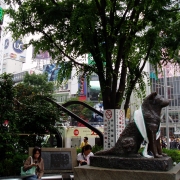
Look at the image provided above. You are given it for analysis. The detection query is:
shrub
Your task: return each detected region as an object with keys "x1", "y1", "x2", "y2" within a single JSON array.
[
  {"x1": 92, "y1": 145, "x2": 103, "y2": 154},
  {"x1": 139, "y1": 147, "x2": 180, "y2": 163},
  {"x1": 0, "y1": 153, "x2": 28, "y2": 176},
  {"x1": 162, "y1": 148, "x2": 180, "y2": 163}
]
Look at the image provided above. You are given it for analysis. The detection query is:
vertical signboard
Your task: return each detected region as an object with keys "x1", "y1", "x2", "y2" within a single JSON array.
[
  {"x1": 103, "y1": 109, "x2": 115, "y2": 150},
  {"x1": 115, "y1": 109, "x2": 125, "y2": 141},
  {"x1": 0, "y1": 7, "x2": 4, "y2": 24},
  {"x1": 78, "y1": 75, "x2": 87, "y2": 101},
  {"x1": 104, "y1": 109, "x2": 125, "y2": 150}
]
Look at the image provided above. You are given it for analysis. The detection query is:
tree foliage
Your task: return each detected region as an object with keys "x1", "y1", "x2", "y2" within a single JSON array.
[
  {"x1": 4, "y1": 0, "x2": 180, "y2": 111},
  {"x1": 64, "y1": 97, "x2": 95, "y2": 125},
  {"x1": 0, "y1": 73, "x2": 20, "y2": 176},
  {"x1": 14, "y1": 73, "x2": 61, "y2": 150},
  {"x1": 0, "y1": 72, "x2": 63, "y2": 175}
]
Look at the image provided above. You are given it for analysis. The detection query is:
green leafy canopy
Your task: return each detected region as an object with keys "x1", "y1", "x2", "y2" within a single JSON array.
[{"x1": 4, "y1": 0, "x2": 180, "y2": 111}]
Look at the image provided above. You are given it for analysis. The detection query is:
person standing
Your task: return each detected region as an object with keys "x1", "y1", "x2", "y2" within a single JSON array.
[
  {"x1": 77, "y1": 144, "x2": 94, "y2": 166},
  {"x1": 23, "y1": 146, "x2": 44, "y2": 180},
  {"x1": 80, "y1": 137, "x2": 89, "y2": 148}
]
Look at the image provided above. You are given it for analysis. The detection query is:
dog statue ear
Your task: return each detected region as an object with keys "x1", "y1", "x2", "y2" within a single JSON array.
[{"x1": 148, "y1": 92, "x2": 157, "y2": 100}]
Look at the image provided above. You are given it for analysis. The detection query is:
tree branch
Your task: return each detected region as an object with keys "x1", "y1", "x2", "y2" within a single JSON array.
[{"x1": 51, "y1": 0, "x2": 58, "y2": 6}]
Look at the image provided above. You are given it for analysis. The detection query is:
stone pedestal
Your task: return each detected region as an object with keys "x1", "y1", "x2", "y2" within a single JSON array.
[
  {"x1": 74, "y1": 163, "x2": 180, "y2": 180},
  {"x1": 90, "y1": 156, "x2": 173, "y2": 171}
]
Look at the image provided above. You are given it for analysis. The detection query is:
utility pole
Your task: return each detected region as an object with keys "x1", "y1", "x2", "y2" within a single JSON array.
[{"x1": 164, "y1": 69, "x2": 170, "y2": 149}]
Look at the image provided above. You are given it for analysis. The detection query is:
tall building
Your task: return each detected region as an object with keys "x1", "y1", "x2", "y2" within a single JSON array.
[
  {"x1": 0, "y1": 1, "x2": 27, "y2": 74},
  {"x1": 2, "y1": 36, "x2": 27, "y2": 74}
]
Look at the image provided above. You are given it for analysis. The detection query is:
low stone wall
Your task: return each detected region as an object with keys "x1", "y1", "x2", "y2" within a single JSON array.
[{"x1": 74, "y1": 163, "x2": 180, "y2": 180}]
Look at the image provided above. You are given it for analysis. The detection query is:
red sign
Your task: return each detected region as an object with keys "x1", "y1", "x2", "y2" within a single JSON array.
[
  {"x1": 74, "y1": 129, "x2": 79, "y2": 136},
  {"x1": 105, "y1": 110, "x2": 112, "y2": 119}
]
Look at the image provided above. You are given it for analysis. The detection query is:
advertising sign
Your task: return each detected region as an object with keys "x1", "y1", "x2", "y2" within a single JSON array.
[
  {"x1": 43, "y1": 63, "x2": 71, "y2": 83},
  {"x1": 65, "y1": 127, "x2": 104, "y2": 138},
  {"x1": 78, "y1": 75, "x2": 87, "y2": 100},
  {"x1": 32, "y1": 47, "x2": 50, "y2": 59},
  {"x1": 13, "y1": 40, "x2": 23, "y2": 53},
  {"x1": 43, "y1": 64, "x2": 60, "y2": 81},
  {"x1": 0, "y1": 7, "x2": 4, "y2": 24},
  {"x1": 3, "y1": 37, "x2": 26, "y2": 62}
]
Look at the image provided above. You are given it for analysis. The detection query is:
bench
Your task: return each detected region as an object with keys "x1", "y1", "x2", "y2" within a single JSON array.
[
  {"x1": 28, "y1": 148, "x2": 77, "y2": 180},
  {"x1": 41, "y1": 175, "x2": 63, "y2": 180},
  {"x1": 41, "y1": 174, "x2": 74, "y2": 180},
  {"x1": 70, "y1": 175, "x2": 74, "y2": 180},
  {"x1": 0, "y1": 178, "x2": 22, "y2": 180},
  {"x1": 0, "y1": 174, "x2": 73, "y2": 180}
]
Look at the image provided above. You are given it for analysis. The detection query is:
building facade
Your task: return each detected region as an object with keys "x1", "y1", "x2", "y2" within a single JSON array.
[{"x1": 150, "y1": 62, "x2": 180, "y2": 137}]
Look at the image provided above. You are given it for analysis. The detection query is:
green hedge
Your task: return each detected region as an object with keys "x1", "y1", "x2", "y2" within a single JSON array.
[
  {"x1": 139, "y1": 148, "x2": 180, "y2": 163},
  {"x1": 162, "y1": 148, "x2": 180, "y2": 163}
]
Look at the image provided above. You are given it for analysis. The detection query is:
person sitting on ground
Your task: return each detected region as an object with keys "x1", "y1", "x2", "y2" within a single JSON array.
[
  {"x1": 77, "y1": 144, "x2": 94, "y2": 166},
  {"x1": 80, "y1": 137, "x2": 89, "y2": 148},
  {"x1": 23, "y1": 146, "x2": 44, "y2": 180}
]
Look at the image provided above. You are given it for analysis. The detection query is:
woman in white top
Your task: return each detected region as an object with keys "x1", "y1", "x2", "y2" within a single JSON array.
[{"x1": 77, "y1": 144, "x2": 94, "y2": 166}]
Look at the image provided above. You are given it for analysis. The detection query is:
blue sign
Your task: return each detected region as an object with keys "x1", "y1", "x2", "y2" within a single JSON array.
[
  {"x1": 13, "y1": 40, "x2": 24, "y2": 53},
  {"x1": 4, "y1": 39, "x2": 9, "y2": 49},
  {"x1": 43, "y1": 64, "x2": 60, "y2": 81}
]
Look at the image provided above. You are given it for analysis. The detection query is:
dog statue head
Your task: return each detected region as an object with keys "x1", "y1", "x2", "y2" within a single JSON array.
[{"x1": 143, "y1": 92, "x2": 169, "y2": 109}]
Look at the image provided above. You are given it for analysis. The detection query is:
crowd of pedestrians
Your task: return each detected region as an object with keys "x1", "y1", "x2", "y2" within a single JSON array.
[{"x1": 161, "y1": 137, "x2": 180, "y2": 150}]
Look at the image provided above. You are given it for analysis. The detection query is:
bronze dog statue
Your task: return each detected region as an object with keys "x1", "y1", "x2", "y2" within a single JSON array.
[{"x1": 95, "y1": 92, "x2": 169, "y2": 158}]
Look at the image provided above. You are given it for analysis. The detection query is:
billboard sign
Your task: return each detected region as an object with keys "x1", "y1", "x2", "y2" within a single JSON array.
[
  {"x1": 4, "y1": 39, "x2": 9, "y2": 49},
  {"x1": 13, "y1": 40, "x2": 24, "y2": 53},
  {"x1": 43, "y1": 64, "x2": 60, "y2": 81},
  {"x1": 0, "y1": 7, "x2": 4, "y2": 24},
  {"x1": 3, "y1": 37, "x2": 26, "y2": 63},
  {"x1": 35, "y1": 51, "x2": 50, "y2": 59},
  {"x1": 32, "y1": 47, "x2": 50, "y2": 59},
  {"x1": 78, "y1": 75, "x2": 87, "y2": 98}
]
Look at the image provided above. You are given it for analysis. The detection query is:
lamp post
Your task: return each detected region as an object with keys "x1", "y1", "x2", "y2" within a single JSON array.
[{"x1": 164, "y1": 69, "x2": 170, "y2": 149}]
